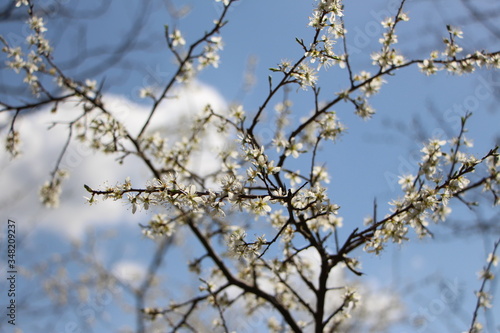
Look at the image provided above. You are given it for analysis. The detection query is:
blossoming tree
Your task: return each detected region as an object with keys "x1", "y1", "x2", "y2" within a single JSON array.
[{"x1": 1, "y1": 0, "x2": 500, "y2": 332}]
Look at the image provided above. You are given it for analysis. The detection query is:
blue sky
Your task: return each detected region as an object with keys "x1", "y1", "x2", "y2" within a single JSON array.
[{"x1": 1, "y1": 0, "x2": 499, "y2": 332}]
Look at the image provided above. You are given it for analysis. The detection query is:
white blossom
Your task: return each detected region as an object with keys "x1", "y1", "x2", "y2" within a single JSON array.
[{"x1": 170, "y1": 29, "x2": 186, "y2": 47}]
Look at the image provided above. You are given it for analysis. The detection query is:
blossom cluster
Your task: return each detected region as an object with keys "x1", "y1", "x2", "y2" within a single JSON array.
[
  {"x1": 5, "y1": 129, "x2": 21, "y2": 158},
  {"x1": 39, "y1": 170, "x2": 69, "y2": 208},
  {"x1": 309, "y1": 0, "x2": 343, "y2": 30},
  {"x1": 370, "y1": 14, "x2": 408, "y2": 70},
  {"x1": 1, "y1": 2, "x2": 55, "y2": 96},
  {"x1": 226, "y1": 228, "x2": 266, "y2": 258},
  {"x1": 163, "y1": 24, "x2": 224, "y2": 84},
  {"x1": 464, "y1": 241, "x2": 500, "y2": 333},
  {"x1": 271, "y1": 60, "x2": 319, "y2": 90},
  {"x1": 366, "y1": 137, "x2": 498, "y2": 254},
  {"x1": 142, "y1": 213, "x2": 176, "y2": 239},
  {"x1": 418, "y1": 26, "x2": 500, "y2": 75}
]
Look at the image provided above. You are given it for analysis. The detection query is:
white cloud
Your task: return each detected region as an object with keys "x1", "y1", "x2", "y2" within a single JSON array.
[
  {"x1": 243, "y1": 247, "x2": 405, "y2": 331},
  {"x1": 112, "y1": 260, "x2": 146, "y2": 288},
  {"x1": 0, "y1": 81, "x2": 228, "y2": 239}
]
